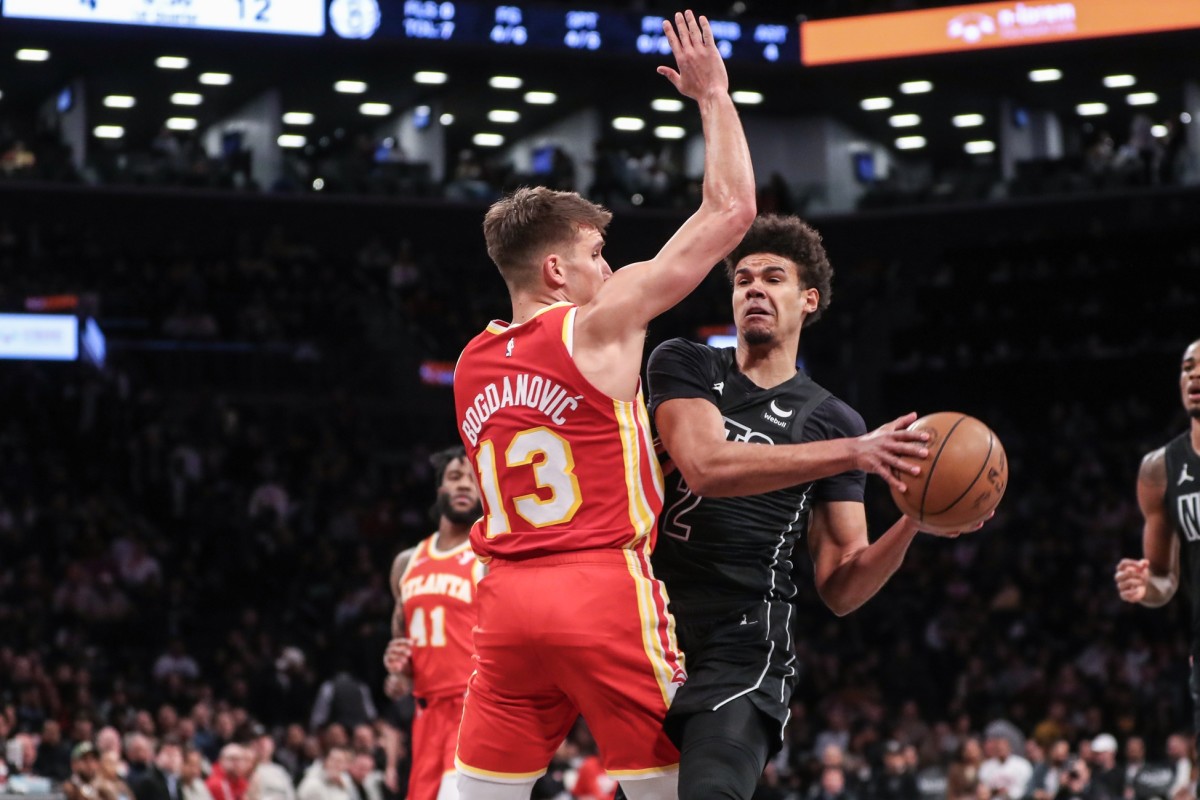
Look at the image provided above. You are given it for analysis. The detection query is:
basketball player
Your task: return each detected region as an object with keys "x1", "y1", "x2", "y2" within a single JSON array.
[
  {"x1": 646, "y1": 214, "x2": 980, "y2": 799},
  {"x1": 1114, "y1": 338, "x2": 1200, "y2": 742},
  {"x1": 383, "y1": 446, "x2": 483, "y2": 800},
  {"x1": 452, "y1": 10, "x2": 755, "y2": 799}
]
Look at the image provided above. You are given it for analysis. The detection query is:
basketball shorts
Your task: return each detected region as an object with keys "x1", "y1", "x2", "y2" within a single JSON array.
[
  {"x1": 409, "y1": 693, "x2": 464, "y2": 800},
  {"x1": 664, "y1": 600, "x2": 797, "y2": 757},
  {"x1": 455, "y1": 548, "x2": 685, "y2": 782}
]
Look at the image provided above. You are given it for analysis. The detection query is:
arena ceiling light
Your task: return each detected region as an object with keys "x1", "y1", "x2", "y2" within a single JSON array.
[
  {"x1": 473, "y1": 133, "x2": 505, "y2": 147},
  {"x1": 899, "y1": 80, "x2": 933, "y2": 94},
  {"x1": 16, "y1": 48, "x2": 50, "y2": 62},
  {"x1": 282, "y1": 112, "x2": 315, "y2": 125},
  {"x1": 199, "y1": 72, "x2": 232, "y2": 86},
  {"x1": 439, "y1": 113, "x2": 455, "y2": 125},
  {"x1": 894, "y1": 136, "x2": 926, "y2": 150},
  {"x1": 334, "y1": 80, "x2": 367, "y2": 94},
  {"x1": 278, "y1": 134, "x2": 307, "y2": 148},
  {"x1": 654, "y1": 126, "x2": 686, "y2": 140},
  {"x1": 414, "y1": 71, "x2": 448, "y2": 85},
  {"x1": 1103, "y1": 74, "x2": 1136, "y2": 88},
  {"x1": 888, "y1": 113, "x2": 920, "y2": 128},
  {"x1": 860, "y1": 97, "x2": 893, "y2": 111},
  {"x1": 964, "y1": 140, "x2": 996, "y2": 154},
  {"x1": 651, "y1": 98, "x2": 684, "y2": 112},
  {"x1": 170, "y1": 93, "x2": 203, "y2": 106},
  {"x1": 1076, "y1": 102, "x2": 1108, "y2": 116},
  {"x1": 155, "y1": 56, "x2": 189, "y2": 70},
  {"x1": 731, "y1": 91, "x2": 763, "y2": 105},
  {"x1": 1028, "y1": 68, "x2": 1062, "y2": 82},
  {"x1": 1182, "y1": 112, "x2": 1193, "y2": 124},
  {"x1": 166, "y1": 117, "x2": 198, "y2": 131},
  {"x1": 93, "y1": 125, "x2": 124, "y2": 139},
  {"x1": 1127, "y1": 92, "x2": 1158, "y2": 106},
  {"x1": 524, "y1": 91, "x2": 557, "y2": 105},
  {"x1": 489, "y1": 76, "x2": 523, "y2": 89},
  {"x1": 359, "y1": 102, "x2": 392, "y2": 116},
  {"x1": 487, "y1": 109, "x2": 520, "y2": 123},
  {"x1": 103, "y1": 95, "x2": 136, "y2": 109},
  {"x1": 1151, "y1": 124, "x2": 1169, "y2": 137},
  {"x1": 952, "y1": 113, "x2": 985, "y2": 128},
  {"x1": 612, "y1": 116, "x2": 646, "y2": 131}
]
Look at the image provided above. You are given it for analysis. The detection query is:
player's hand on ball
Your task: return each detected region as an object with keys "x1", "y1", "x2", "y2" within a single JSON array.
[
  {"x1": 853, "y1": 411, "x2": 930, "y2": 494},
  {"x1": 1115, "y1": 558, "x2": 1150, "y2": 603},
  {"x1": 383, "y1": 637, "x2": 414, "y2": 675}
]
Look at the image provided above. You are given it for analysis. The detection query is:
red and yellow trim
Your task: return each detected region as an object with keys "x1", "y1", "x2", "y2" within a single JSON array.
[
  {"x1": 607, "y1": 763, "x2": 681, "y2": 779},
  {"x1": 623, "y1": 538, "x2": 684, "y2": 708},
  {"x1": 454, "y1": 756, "x2": 546, "y2": 782}
]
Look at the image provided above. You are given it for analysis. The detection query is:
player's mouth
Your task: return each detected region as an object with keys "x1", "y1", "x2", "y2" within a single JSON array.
[{"x1": 744, "y1": 306, "x2": 772, "y2": 319}]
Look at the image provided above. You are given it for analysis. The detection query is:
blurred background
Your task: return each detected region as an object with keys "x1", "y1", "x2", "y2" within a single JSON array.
[{"x1": 0, "y1": 0, "x2": 1198, "y2": 798}]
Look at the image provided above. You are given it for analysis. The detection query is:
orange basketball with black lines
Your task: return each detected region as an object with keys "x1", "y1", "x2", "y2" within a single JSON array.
[{"x1": 889, "y1": 412, "x2": 1007, "y2": 533}]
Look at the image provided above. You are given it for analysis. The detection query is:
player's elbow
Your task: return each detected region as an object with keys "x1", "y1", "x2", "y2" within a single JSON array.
[{"x1": 673, "y1": 457, "x2": 723, "y2": 498}]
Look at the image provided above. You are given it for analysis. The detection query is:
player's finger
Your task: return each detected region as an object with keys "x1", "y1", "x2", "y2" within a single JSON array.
[
  {"x1": 657, "y1": 66, "x2": 682, "y2": 90},
  {"x1": 882, "y1": 470, "x2": 908, "y2": 494},
  {"x1": 684, "y1": 9, "x2": 702, "y2": 46},
  {"x1": 698, "y1": 14, "x2": 713, "y2": 48},
  {"x1": 891, "y1": 411, "x2": 919, "y2": 430},
  {"x1": 661, "y1": 18, "x2": 684, "y2": 56},
  {"x1": 889, "y1": 442, "x2": 930, "y2": 458},
  {"x1": 890, "y1": 458, "x2": 920, "y2": 476},
  {"x1": 673, "y1": 12, "x2": 693, "y2": 53}
]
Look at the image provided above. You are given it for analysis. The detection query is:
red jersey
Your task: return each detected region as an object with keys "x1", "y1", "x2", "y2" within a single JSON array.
[
  {"x1": 454, "y1": 302, "x2": 664, "y2": 561},
  {"x1": 399, "y1": 534, "x2": 482, "y2": 699}
]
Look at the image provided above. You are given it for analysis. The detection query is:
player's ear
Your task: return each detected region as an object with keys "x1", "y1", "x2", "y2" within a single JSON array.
[
  {"x1": 542, "y1": 254, "x2": 567, "y2": 288},
  {"x1": 802, "y1": 287, "x2": 820, "y2": 314}
]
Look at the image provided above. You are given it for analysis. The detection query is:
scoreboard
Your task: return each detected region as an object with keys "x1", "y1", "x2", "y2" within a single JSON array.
[{"x1": 1, "y1": 0, "x2": 799, "y2": 63}]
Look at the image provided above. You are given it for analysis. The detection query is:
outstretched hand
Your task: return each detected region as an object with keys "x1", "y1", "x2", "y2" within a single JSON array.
[
  {"x1": 853, "y1": 411, "x2": 930, "y2": 495},
  {"x1": 657, "y1": 10, "x2": 729, "y2": 102}
]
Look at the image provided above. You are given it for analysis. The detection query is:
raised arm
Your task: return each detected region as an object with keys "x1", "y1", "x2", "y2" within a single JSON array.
[
  {"x1": 1115, "y1": 449, "x2": 1180, "y2": 608},
  {"x1": 576, "y1": 11, "x2": 755, "y2": 340}
]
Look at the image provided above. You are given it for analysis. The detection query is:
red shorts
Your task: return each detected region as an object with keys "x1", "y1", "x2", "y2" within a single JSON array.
[
  {"x1": 455, "y1": 548, "x2": 685, "y2": 782},
  {"x1": 409, "y1": 694, "x2": 463, "y2": 800}
]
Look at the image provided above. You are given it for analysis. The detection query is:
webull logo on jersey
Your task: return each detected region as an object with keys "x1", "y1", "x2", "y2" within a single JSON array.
[{"x1": 460, "y1": 372, "x2": 584, "y2": 446}]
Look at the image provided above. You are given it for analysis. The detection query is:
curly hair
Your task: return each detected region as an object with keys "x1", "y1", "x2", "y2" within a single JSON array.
[
  {"x1": 723, "y1": 214, "x2": 833, "y2": 327},
  {"x1": 429, "y1": 445, "x2": 467, "y2": 486}
]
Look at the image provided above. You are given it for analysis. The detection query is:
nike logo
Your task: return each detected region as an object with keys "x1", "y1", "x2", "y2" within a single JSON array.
[
  {"x1": 1182, "y1": 464, "x2": 1195, "y2": 485},
  {"x1": 769, "y1": 399, "x2": 793, "y2": 418},
  {"x1": 713, "y1": 382, "x2": 724, "y2": 395}
]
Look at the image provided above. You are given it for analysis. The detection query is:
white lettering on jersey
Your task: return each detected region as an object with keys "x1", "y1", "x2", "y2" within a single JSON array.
[
  {"x1": 1180, "y1": 492, "x2": 1200, "y2": 543},
  {"x1": 460, "y1": 372, "x2": 584, "y2": 445}
]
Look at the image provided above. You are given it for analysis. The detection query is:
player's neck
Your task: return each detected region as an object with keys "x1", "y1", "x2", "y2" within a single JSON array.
[
  {"x1": 736, "y1": 341, "x2": 799, "y2": 389},
  {"x1": 1191, "y1": 418, "x2": 1200, "y2": 453},
  {"x1": 432, "y1": 523, "x2": 470, "y2": 552},
  {"x1": 510, "y1": 289, "x2": 568, "y2": 325}
]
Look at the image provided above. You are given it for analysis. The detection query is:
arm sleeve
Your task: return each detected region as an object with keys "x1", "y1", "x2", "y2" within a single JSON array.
[
  {"x1": 805, "y1": 397, "x2": 868, "y2": 503},
  {"x1": 646, "y1": 338, "x2": 719, "y2": 416}
]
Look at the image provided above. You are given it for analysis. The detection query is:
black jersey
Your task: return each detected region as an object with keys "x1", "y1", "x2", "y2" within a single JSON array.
[
  {"x1": 646, "y1": 338, "x2": 867, "y2": 615},
  {"x1": 1164, "y1": 432, "x2": 1200, "y2": 645}
]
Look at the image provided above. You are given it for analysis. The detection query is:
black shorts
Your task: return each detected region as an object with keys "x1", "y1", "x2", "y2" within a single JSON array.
[{"x1": 665, "y1": 599, "x2": 798, "y2": 754}]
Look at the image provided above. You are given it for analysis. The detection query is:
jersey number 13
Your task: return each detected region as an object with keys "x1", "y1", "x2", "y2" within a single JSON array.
[{"x1": 476, "y1": 426, "x2": 583, "y2": 537}]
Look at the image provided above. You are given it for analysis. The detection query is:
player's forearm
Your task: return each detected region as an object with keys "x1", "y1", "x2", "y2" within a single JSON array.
[
  {"x1": 696, "y1": 92, "x2": 755, "y2": 221},
  {"x1": 680, "y1": 438, "x2": 858, "y2": 497},
  {"x1": 1141, "y1": 571, "x2": 1178, "y2": 607},
  {"x1": 816, "y1": 516, "x2": 920, "y2": 616}
]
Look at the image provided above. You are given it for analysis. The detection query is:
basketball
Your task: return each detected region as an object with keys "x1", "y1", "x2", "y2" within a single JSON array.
[{"x1": 889, "y1": 412, "x2": 1008, "y2": 533}]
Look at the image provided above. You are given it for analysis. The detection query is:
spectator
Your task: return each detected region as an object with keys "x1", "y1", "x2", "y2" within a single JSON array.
[
  {"x1": 246, "y1": 732, "x2": 295, "y2": 800},
  {"x1": 34, "y1": 718, "x2": 72, "y2": 780},
  {"x1": 980, "y1": 731, "x2": 1033, "y2": 799},
  {"x1": 297, "y1": 748, "x2": 352, "y2": 800},
  {"x1": 1031, "y1": 739, "x2": 1071, "y2": 800},
  {"x1": 1121, "y1": 737, "x2": 1145, "y2": 796},
  {"x1": 126, "y1": 734, "x2": 154, "y2": 783},
  {"x1": 344, "y1": 753, "x2": 383, "y2": 800},
  {"x1": 273, "y1": 725, "x2": 308, "y2": 784},
  {"x1": 1089, "y1": 734, "x2": 1123, "y2": 798},
  {"x1": 1164, "y1": 734, "x2": 1192, "y2": 799},
  {"x1": 153, "y1": 641, "x2": 200, "y2": 684},
  {"x1": 309, "y1": 669, "x2": 376, "y2": 733},
  {"x1": 810, "y1": 767, "x2": 857, "y2": 800},
  {"x1": 180, "y1": 749, "x2": 214, "y2": 800},
  {"x1": 134, "y1": 740, "x2": 184, "y2": 800},
  {"x1": 867, "y1": 740, "x2": 918, "y2": 800},
  {"x1": 1055, "y1": 757, "x2": 1115, "y2": 800},
  {"x1": 63, "y1": 743, "x2": 103, "y2": 800},
  {"x1": 98, "y1": 750, "x2": 137, "y2": 800},
  {"x1": 206, "y1": 745, "x2": 250, "y2": 800}
]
